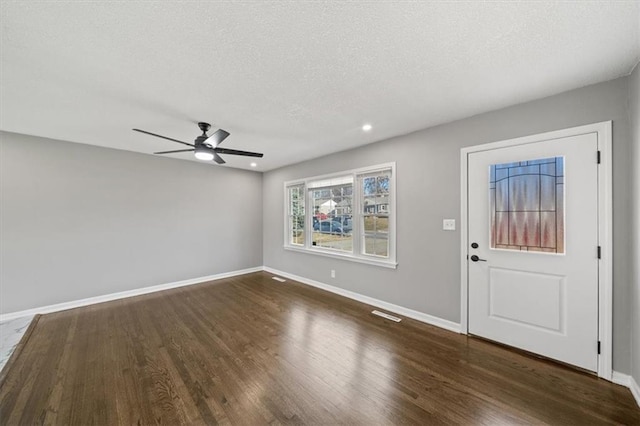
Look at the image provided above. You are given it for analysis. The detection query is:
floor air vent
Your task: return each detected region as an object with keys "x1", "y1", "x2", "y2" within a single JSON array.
[
  {"x1": 371, "y1": 310, "x2": 402, "y2": 322},
  {"x1": 272, "y1": 276, "x2": 286, "y2": 282}
]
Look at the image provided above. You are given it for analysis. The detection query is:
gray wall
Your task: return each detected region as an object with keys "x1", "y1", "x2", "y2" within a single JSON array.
[
  {"x1": 629, "y1": 62, "x2": 640, "y2": 386},
  {"x1": 263, "y1": 76, "x2": 634, "y2": 373},
  {"x1": 0, "y1": 132, "x2": 263, "y2": 313}
]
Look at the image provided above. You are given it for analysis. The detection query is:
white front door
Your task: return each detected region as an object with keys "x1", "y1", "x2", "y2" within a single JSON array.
[{"x1": 467, "y1": 132, "x2": 599, "y2": 371}]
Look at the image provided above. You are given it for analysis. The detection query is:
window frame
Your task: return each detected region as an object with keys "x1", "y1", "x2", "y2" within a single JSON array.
[
  {"x1": 283, "y1": 163, "x2": 397, "y2": 269},
  {"x1": 286, "y1": 184, "x2": 306, "y2": 247},
  {"x1": 309, "y1": 180, "x2": 354, "y2": 253},
  {"x1": 358, "y1": 170, "x2": 392, "y2": 258}
]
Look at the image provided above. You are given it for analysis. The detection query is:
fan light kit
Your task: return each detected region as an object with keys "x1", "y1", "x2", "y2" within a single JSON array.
[
  {"x1": 195, "y1": 147, "x2": 214, "y2": 161},
  {"x1": 133, "y1": 122, "x2": 263, "y2": 165}
]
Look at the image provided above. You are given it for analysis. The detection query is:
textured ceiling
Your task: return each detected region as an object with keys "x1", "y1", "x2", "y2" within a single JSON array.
[{"x1": 1, "y1": 1, "x2": 639, "y2": 171}]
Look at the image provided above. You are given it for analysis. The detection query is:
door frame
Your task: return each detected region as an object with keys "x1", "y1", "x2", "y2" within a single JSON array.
[{"x1": 459, "y1": 121, "x2": 613, "y2": 380}]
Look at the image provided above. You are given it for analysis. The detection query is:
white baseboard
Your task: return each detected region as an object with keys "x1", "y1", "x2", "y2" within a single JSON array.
[
  {"x1": 0, "y1": 266, "x2": 263, "y2": 322},
  {"x1": 632, "y1": 375, "x2": 640, "y2": 408},
  {"x1": 612, "y1": 371, "x2": 631, "y2": 387},
  {"x1": 612, "y1": 371, "x2": 640, "y2": 408},
  {"x1": 263, "y1": 266, "x2": 461, "y2": 333}
]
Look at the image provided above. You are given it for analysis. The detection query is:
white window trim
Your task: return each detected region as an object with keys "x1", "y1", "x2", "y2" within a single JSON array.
[{"x1": 284, "y1": 162, "x2": 397, "y2": 269}]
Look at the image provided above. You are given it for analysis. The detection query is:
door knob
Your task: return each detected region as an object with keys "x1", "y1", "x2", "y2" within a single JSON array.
[{"x1": 470, "y1": 255, "x2": 487, "y2": 262}]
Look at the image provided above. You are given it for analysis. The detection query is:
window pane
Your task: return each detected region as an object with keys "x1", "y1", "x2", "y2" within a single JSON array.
[
  {"x1": 288, "y1": 185, "x2": 305, "y2": 246},
  {"x1": 358, "y1": 169, "x2": 392, "y2": 258},
  {"x1": 364, "y1": 216, "x2": 376, "y2": 233},
  {"x1": 311, "y1": 180, "x2": 353, "y2": 252},
  {"x1": 290, "y1": 216, "x2": 305, "y2": 245},
  {"x1": 489, "y1": 157, "x2": 564, "y2": 253},
  {"x1": 289, "y1": 185, "x2": 305, "y2": 216},
  {"x1": 376, "y1": 215, "x2": 389, "y2": 233},
  {"x1": 363, "y1": 216, "x2": 389, "y2": 234},
  {"x1": 377, "y1": 176, "x2": 389, "y2": 193},
  {"x1": 312, "y1": 232, "x2": 353, "y2": 251},
  {"x1": 363, "y1": 235, "x2": 388, "y2": 257},
  {"x1": 363, "y1": 196, "x2": 376, "y2": 214},
  {"x1": 363, "y1": 177, "x2": 377, "y2": 195}
]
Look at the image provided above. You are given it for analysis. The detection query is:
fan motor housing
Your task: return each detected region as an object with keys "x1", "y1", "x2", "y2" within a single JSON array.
[{"x1": 194, "y1": 135, "x2": 210, "y2": 146}]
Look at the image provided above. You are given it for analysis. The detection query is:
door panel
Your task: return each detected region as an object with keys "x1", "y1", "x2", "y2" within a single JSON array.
[
  {"x1": 488, "y1": 268, "x2": 565, "y2": 333},
  {"x1": 468, "y1": 133, "x2": 598, "y2": 371}
]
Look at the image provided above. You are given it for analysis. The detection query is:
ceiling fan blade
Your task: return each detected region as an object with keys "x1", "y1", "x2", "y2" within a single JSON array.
[
  {"x1": 214, "y1": 147, "x2": 264, "y2": 158},
  {"x1": 204, "y1": 129, "x2": 230, "y2": 147},
  {"x1": 153, "y1": 149, "x2": 195, "y2": 155},
  {"x1": 213, "y1": 152, "x2": 226, "y2": 164},
  {"x1": 133, "y1": 129, "x2": 194, "y2": 147}
]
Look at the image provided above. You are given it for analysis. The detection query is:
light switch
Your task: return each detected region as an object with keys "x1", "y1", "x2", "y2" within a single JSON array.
[{"x1": 443, "y1": 219, "x2": 456, "y2": 231}]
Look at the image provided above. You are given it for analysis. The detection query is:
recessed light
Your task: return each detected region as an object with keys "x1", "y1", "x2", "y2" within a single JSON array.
[
  {"x1": 362, "y1": 124, "x2": 372, "y2": 132},
  {"x1": 250, "y1": 162, "x2": 257, "y2": 167}
]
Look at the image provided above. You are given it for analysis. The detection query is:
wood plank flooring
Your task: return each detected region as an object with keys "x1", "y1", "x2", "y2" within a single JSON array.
[{"x1": 1, "y1": 271, "x2": 638, "y2": 425}]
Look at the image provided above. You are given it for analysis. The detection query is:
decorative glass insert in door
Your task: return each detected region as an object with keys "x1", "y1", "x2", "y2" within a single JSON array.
[{"x1": 489, "y1": 157, "x2": 565, "y2": 253}]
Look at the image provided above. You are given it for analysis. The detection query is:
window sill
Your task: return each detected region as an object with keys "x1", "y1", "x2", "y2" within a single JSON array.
[{"x1": 284, "y1": 245, "x2": 398, "y2": 269}]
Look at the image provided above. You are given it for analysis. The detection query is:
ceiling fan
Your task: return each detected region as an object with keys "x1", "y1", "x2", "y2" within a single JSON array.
[{"x1": 132, "y1": 122, "x2": 263, "y2": 165}]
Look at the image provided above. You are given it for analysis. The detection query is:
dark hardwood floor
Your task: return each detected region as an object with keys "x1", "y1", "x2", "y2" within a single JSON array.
[{"x1": 1, "y1": 271, "x2": 638, "y2": 425}]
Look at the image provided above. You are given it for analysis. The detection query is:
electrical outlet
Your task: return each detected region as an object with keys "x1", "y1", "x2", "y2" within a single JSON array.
[
  {"x1": 443, "y1": 219, "x2": 456, "y2": 231},
  {"x1": 331, "y1": 269, "x2": 336, "y2": 278}
]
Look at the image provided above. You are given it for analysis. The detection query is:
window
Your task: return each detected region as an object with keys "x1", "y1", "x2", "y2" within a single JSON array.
[
  {"x1": 287, "y1": 184, "x2": 305, "y2": 246},
  {"x1": 284, "y1": 163, "x2": 396, "y2": 268},
  {"x1": 360, "y1": 170, "x2": 390, "y2": 257},
  {"x1": 311, "y1": 180, "x2": 353, "y2": 252}
]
